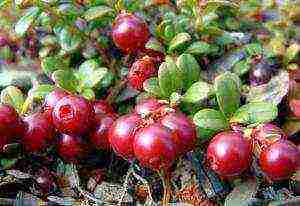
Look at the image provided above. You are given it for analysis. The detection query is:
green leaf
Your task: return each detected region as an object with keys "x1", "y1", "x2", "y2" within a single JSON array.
[
  {"x1": 83, "y1": 6, "x2": 114, "y2": 21},
  {"x1": 168, "y1": 32, "x2": 191, "y2": 52},
  {"x1": 158, "y1": 57, "x2": 183, "y2": 97},
  {"x1": 145, "y1": 38, "x2": 165, "y2": 53},
  {"x1": 15, "y1": 7, "x2": 40, "y2": 37},
  {"x1": 143, "y1": 77, "x2": 162, "y2": 97},
  {"x1": 244, "y1": 43, "x2": 263, "y2": 57},
  {"x1": 215, "y1": 72, "x2": 241, "y2": 118},
  {"x1": 182, "y1": 81, "x2": 213, "y2": 103},
  {"x1": 55, "y1": 26, "x2": 82, "y2": 53},
  {"x1": 52, "y1": 70, "x2": 78, "y2": 93},
  {"x1": 232, "y1": 58, "x2": 251, "y2": 76},
  {"x1": 1, "y1": 158, "x2": 18, "y2": 169},
  {"x1": 81, "y1": 88, "x2": 95, "y2": 100},
  {"x1": 0, "y1": 86, "x2": 25, "y2": 113},
  {"x1": 247, "y1": 70, "x2": 289, "y2": 106},
  {"x1": 176, "y1": 53, "x2": 201, "y2": 90},
  {"x1": 225, "y1": 179, "x2": 258, "y2": 206},
  {"x1": 284, "y1": 43, "x2": 300, "y2": 65},
  {"x1": 193, "y1": 109, "x2": 229, "y2": 140},
  {"x1": 230, "y1": 102, "x2": 278, "y2": 125},
  {"x1": 28, "y1": 84, "x2": 56, "y2": 100},
  {"x1": 76, "y1": 59, "x2": 108, "y2": 89},
  {"x1": 41, "y1": 56, "x2": 69, "y2": 76},
  {"x1": 186, "y1": 41, "x2": 219, "y2": 56}
]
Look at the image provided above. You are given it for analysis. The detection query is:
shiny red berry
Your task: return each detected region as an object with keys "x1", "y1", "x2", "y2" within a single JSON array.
[
  {"x1": 259, "y1": 140, "x2": 299, "y2": 181},
  {"x1": 207, "y1": 131, "x2": 252, "y2": 178},
  {"x1": 112, "y1": 13, "x2": 150, "y2": 53},
  {"x1": 108, "y1": 114, "x2": 142, "y2": 160},
  {"x1": 161, "y1": 112, "x2": 197, "y2": 155},
  {"x1": 90, "y1": 114, "x2": 115, "y2": 151},
  {"x1": 0, "y1": 36, "x2": 8, "y2": 47},
  {"x1": 52, "y1": 95, "x2": 95, "y2": 136},
  {"x1": 289, "y1": 99, "x2": 300, "y2": 118},
  {"x1": 133, "y1": 123, "x2": 177, "y2": 171},
  {"x1": 128, "y1": 56, "x2": 157, "y2": 90},
  {"x1": 93, "y1": 100, "x2": 115, "y2": 116},
  {"x1": 57, "y1": 134, "x2": 89, "y2": 163},
  {"x1": 134, "y1": 98, "x2": 167, "y2": 116},
  {"x1": 43, "y1": 89, "x2": 69, "y2": 121},
  {"x1": 22, "y1": 113, "x2": 55, "y2": 153},
  {"x1": 0, "y1": 104, "x2": 24, "y2": 141},
  {"x1": 251, "y1": 123, "x2": 287, "y2": 156}
]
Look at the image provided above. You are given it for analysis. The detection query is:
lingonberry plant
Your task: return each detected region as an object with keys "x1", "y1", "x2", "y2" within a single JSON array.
[{"x1": 0, "y1": 0, "x2": 299, "y2": 205}]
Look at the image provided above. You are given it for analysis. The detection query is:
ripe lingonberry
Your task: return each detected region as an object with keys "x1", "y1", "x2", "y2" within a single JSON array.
[
  {"x1": 43, "y1": 89, "x2": 69, "y2": 121},
  {"x1": 57, "y1": 134, "x2": 89, "y2": 163},
  {"x1": 0, "y1": 36, "x2": 8, "y2": 47},
  {"x1": 251, "y1": 123, "x2": 287, "y2": 156},
  {"x1": 22, "y1": 113, "x2": 55, "y2": 153},
  {"x1": 0, "y1": 104, "x2": 24, "y2": 139},
  {"x1": 259, "y1": 140, "x2": 299, "y2": 181},
  {"x1": 207, "y1": 131, "x2": 252, "y2": 178},
  {"x1": 112, "y1": 13, "x2": 150, "y2": 53},
  {"x1": 128, "y1": 56, "x2": 157, "y2": 90},
  {"x1": 90, "y1": 114, "x2": 115, "y2": 150},
  {"x1": 134, "y1": 98, "x2": 167, "y2": 116},
  {"x1": 133, "y1": 123, "x2": 177, "y2": 171},
  {"x1": 289, "y1": 99, "x2": 300, "y2": 118},
  {"x1": 52, "y1": 95, "x2": 95, "y2": 136},
  {"x1": 161, "y1": 112, "x2": 197, "y2": 155},
  {"x1": 93, "y1": 100, "x2": 115, "y2": 116},
  {"x1": 108, "y1": 114, "x2": 142, "y2": 160}
]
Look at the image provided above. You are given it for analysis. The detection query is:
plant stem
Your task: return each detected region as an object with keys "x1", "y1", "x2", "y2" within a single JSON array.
[{"x1": 159, "y1": 169, "x2": 171, "y2": 206}]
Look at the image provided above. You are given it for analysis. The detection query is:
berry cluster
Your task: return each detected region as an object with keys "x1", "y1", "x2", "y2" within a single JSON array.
[
  {"x1": 206, "y1": 123, "x2": 299, "y2": 181},
  {"x1": 109, "y1": 98, "x2": 197, "y2": 171}
]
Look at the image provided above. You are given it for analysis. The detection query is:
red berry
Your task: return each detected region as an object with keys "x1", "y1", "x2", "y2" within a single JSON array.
[
  {"x1": 93, "y1": 100, "x2": 115, "y2": 116},
  {"x1": 0, "y1": 36, "x2": 8, "y2": 47},
  {"x1": 259, "y1": 140, "x2": 299, "y2": 181},
  {"x1": 135, "y1": 98, "x2": 167, "y2": 116},
  {"x1": 22, "y1": 113, "x2": 55, "y2": 153},
  {"x1": 43, "y1": 89, "x2": 69, "y2": 121},
  {"x1": 251, "y1": 123, "x2": 287, "y2": 156},
  {"x1": 108, "y1": 114, "x2": 142, "y2": 160},
  {"x1": 128, "y1": 56, "x2": 157, "y2": 90},
  {"x1": 0, "y1": 104, "x2": 24, "y2": 139},
  {"x1": 133, "y1": 123, "x2": 177, "y2": 171},
  {"x1": 289, "y1": 99, "x2": 300, "y2": 118},
  {"x1": 57, "y1": 134, "x2": 89, "y2": 163},
  {"x1": 161, "y1": 112, "x2": 197, "y2": 155},
  {"x1": 52, "y1": 95, "x2": 95, "y2": 136},
  {"x1": 207, "y1": 131, "x2": 252, "y2": 178},
  {"x1": 112, "y1": 13, "x2": 150, "y2": 53},
  {"x1": 90, "y1": 114, "x2": 115, "y2": 151}
]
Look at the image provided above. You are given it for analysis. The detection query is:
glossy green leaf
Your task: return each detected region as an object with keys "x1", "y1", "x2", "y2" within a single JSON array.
[
  {"x1": 193, "y1": 109, "x2": 229, "y2": 140},
  {"x1": 81, "y1": 88, "x2": 95, "y2": 100},
  {"x1": 76, "y1": 59, "x2": 108, "y2": 89},
  {"x1": 225, "y1": 179, "x2": 258, "y2": 206},
  {"x1": 284, "y1": 43, "x2": 300, "y2": 65},
  {"x1": 0, "y1": 86, "x2": 25, "y2": 113},
  {"x1": 143, "y1": 77, "x2": 162, "y2": 97},
  {"x1": 158, "y1": 56, "x2": 183, "y2": 97},
  {"x1": 168, "y1": 32, "x2": 191, "y2": 52},
  {"x1": 55, "y1": 26, "x2": 82, "y2": 52},
  {"x1": 182, "y1": 81, "x2": 213, "y2": 103},
  {"x1": 83, "y1": 6, "x2": 114, "y2": 21},
  {"x1": 176, "y1": 53, "x2": 201, "y2": 90},
  {"x1": 186, "y1": 41, "x2": 219, "y2": 56},
  {"x1": 15, "y1": 7, "x2": 40, "y2": 37},
  {"x1": 41, "y1": 56, "x2": 69, "y2": 76},
  {"x1": 28, "y1": 84, "x2": 56, "y2": 100},
  {"x1": 215, "y1": 72, "x2": 241, "y2": 118},
  {"x1": 145, "y1": 38, "x2": 165, "y2": 53},
  {"x1": 230, "y1": 102, "x2": 278, "y2": 124},
  {"x1": 232, "y1": 58, "x2": 251, "y2": 76},
  {"x1": 52, "y1": 70, "x2": 78, "y2": 93}
]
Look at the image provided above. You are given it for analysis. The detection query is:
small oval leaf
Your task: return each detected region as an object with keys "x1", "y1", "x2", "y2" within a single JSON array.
[
  {"x1": 176, "y1": 53, "x2": 201, "y2": 90},
  {"x1": 183, "y1": 81, "x2": 213, "y2": 103},
  {"x1": 83, "y1": 6, "x2": 114, "y2": 21},
  {"x1": 0, "y1": 86, "x2": 25, "y2": 113},
  {"x1": 143, "y1": 77, "x2": 162, "y2": 97},
  {"x1": 52, "y1": 70, "x2": 78, "y2": 93},
  {"x1": 215, "y1": 72, "x2": 241, "y2": 118},
  {"x1": 168, "y1": 32, "x2": 191, "y2": 52},
  {"x1": 230, "y1": 102, "x2": 278, "y2": 125},
  {"x1": 158, "y1": 56, "x2": 183, "y2": 97},
  {"x1": 145, "y1": 37, "x2": 165, "y2": 53},
  {"x1": 28, "y1": 84, "x2": 56, "y2": 100},
  {"x1": 15, "y1": 7, "x2": 40, "y2": 37},
  {"x1": 41, "y1": 56, "x2": 69, "y2": 76},
  {"x1": 186, "y1": 41, "x2": 219, "y2": 56},
  {"x1": 193, "y1": 109, "x2": 229, "y2": 140}
]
